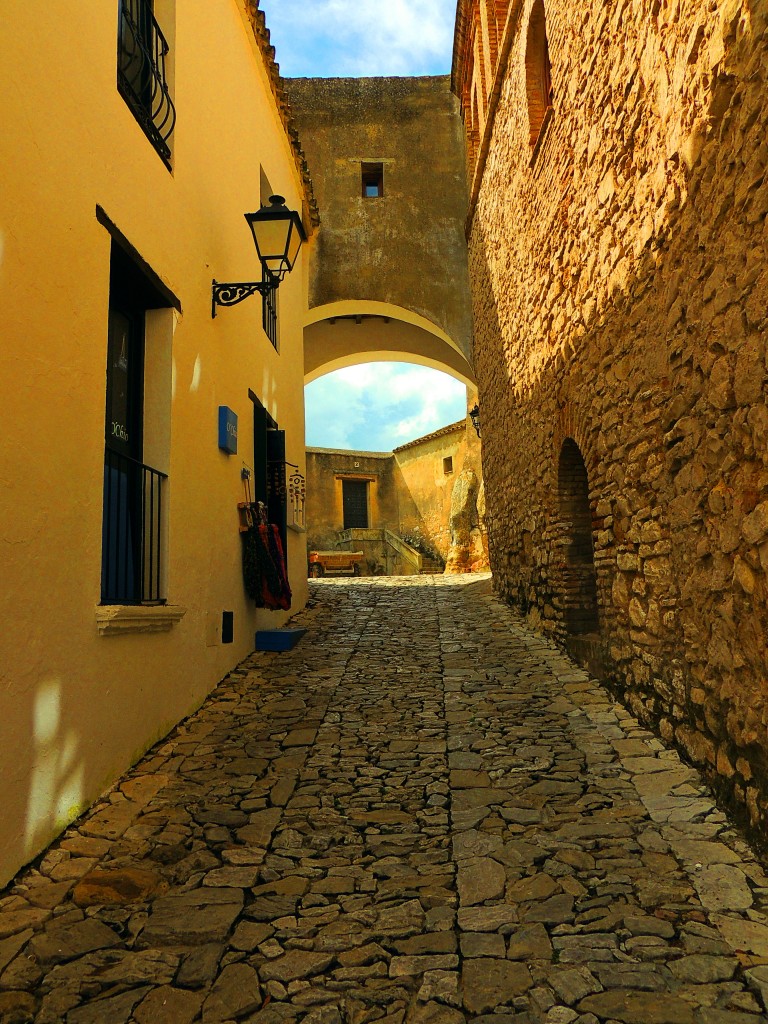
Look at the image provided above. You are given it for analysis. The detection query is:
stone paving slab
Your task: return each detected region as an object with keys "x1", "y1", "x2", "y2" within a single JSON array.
[{"x1": 1, "y1": 575, "x2": 768, "y2": 1022}]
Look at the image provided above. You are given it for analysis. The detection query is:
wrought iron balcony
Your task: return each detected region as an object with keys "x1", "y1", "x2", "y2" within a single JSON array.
[
  {"x1": 102, "y1": 448, "x2": 167, "y2": 605},
  {"x1": 118, "y1": 0, "x2": 176, "y2": 166}
]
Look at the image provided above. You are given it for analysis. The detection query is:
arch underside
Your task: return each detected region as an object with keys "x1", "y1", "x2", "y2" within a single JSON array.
[{"x1": 304, "y1": 301, "x2": 476, "y2": 387}]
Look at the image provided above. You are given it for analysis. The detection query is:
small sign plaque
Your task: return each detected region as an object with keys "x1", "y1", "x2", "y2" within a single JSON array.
[{"x1": 218, "y1": 406, "x2": 238, "y2": 455}]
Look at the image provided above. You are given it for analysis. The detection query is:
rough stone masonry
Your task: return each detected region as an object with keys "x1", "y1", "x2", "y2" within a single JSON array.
[
  {"x1": 461, "y1": 0, "x2": 768, "y2": 845},
  {"x1": 0, "y1": 577, "x2": 768, "y2": 1023}
]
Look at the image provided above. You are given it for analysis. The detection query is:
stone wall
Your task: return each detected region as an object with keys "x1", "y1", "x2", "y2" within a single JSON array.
[{"x1": 461, "y1": 0, "x2": 768, "y2": 842}]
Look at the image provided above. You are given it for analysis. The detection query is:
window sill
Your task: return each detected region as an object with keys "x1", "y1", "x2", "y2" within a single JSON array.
[
  {"x1": 287, "y1": 523, "x2": 306, "y2": 534},
  {"x1": 96, "y1": 604, "x2": 186, "y2": 637}
]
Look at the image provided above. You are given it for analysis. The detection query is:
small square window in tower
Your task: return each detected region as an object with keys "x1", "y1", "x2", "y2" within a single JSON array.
[
  {"x1": 361, "y1": 162, "x2": 384, "y2": 198},
  {"x1": 443, "y1": 456, "x2": 454, "y2": 475}
]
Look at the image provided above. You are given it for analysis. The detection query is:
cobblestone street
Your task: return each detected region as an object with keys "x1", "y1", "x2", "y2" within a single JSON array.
[{"x1": 3, "y1": 575, "x2": 768, "y2": 1024}]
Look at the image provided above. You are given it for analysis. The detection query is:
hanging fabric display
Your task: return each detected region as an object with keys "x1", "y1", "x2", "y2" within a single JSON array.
[
  {"x1": 241, "y1": 521, "x2": 292, "y2": 610},
  {"x1": 239, "y1": 475, "x2": 291, "y2": 610}
]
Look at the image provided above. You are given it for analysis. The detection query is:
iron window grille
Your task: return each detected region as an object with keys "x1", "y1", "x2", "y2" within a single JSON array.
[
  {"x1": 102, "y1": 447, "x2": 167, "y2": 604},
  {"x1": 118, "y1": 0, "x2": 176, "y2": 166},
  {"x1": 262, "y1": 268, "x2": 278, "y2": 348}
]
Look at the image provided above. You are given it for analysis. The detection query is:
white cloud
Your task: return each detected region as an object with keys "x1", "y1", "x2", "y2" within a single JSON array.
[
  {"x1": 261, "y1": 0, "x2": 456, "y2": 78},
  {"x1": 305, "y1": 362, "x2": 467, "y2": 451}
]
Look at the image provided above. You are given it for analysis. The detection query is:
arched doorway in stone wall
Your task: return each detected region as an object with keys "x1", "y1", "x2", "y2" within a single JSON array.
[{"x1": 557, "y1": 439, "x2": 600, "y2": 663}]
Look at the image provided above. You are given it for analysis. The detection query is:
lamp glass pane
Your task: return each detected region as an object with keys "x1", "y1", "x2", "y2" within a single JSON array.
[
  {"x1": 286, "y1": 222, "x2": 303, "y2": 269},
  {"x1": 252, "y1": 217, "x2": 290, "y2": 262}
]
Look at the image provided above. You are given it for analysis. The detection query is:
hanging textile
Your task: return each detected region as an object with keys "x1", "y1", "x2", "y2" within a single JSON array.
[{"x1": 241, "y1": 520, "x2": 292, "y2": 610}]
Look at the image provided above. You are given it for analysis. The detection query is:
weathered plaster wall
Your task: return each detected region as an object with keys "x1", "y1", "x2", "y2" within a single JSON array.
[
  {"x1": 286, "y1": 76, "x2": 474, "y2": 360},
  {"x1": 466, "y1": 0, "x2": 768, "y2": 841},
  {"x1": 394, "y1": 424, "x2": 470, "y2": 560}
]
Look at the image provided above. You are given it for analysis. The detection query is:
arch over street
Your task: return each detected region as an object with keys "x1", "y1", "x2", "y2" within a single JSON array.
[{"x1": 304, "y1": 301, "x2": 476, "y2": 387}]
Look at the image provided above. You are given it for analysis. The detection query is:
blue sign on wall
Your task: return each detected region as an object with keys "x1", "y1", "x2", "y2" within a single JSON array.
[{"x1": 218, "y1": 406, "x2": 238, "y2": 455}]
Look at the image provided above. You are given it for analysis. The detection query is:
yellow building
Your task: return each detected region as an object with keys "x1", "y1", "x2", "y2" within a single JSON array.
[
  {"x1": 0, "y1": 0, "x2": 316, "y2": 885},
  {"x1": 306, "y1": 416, "x2": 488, "y2": 575}
]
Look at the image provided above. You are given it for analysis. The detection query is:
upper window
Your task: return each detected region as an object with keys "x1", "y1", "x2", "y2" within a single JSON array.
[
  {"x1": 362, "y1": 162, "x2": 384, "y2": 198},
  {"x1": 118, "y1": 0, "x2": 176, "y2": 167},
  {"x1": 525, "y1": 0, "x2": 554, "y2": 148},
  {"x1": 443, "y1": 456, "x2": 454, "y2": 476},
  {"x1": 259, "y1": 168, "x2": 279, "y2": 348}
]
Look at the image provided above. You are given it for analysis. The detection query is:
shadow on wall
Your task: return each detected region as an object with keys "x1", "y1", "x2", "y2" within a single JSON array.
[{"x1": 469, "y1": 25, "x2": 768, "y2": 836}]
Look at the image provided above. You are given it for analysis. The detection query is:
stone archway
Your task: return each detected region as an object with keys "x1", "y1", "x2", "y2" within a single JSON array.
[
  {"x1": 304, "y1": 301, "x2": 476, "y2": 387},
  {"x1": 557, "y1": 439, "x2": 600, "y2": 648}
]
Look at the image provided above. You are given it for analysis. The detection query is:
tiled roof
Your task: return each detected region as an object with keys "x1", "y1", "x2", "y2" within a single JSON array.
[
  {"x1": 306, "y1": 447, "x2": 393, "y2": 458},
  {"x1": 393, "y1": 419, "x2": 466, "y2": 453}
]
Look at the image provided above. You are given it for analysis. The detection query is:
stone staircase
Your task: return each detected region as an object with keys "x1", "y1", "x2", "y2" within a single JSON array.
[{"x1": 420, "y1": 556, "x2": 445, "y2": 575}]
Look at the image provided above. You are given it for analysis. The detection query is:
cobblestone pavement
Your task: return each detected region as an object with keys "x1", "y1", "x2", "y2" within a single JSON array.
[{"x1": 3, "y1": 575, "x2": 768, "y2": 1024}]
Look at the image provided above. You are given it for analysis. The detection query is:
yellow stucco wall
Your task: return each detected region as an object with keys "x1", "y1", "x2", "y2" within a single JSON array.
[
  {"x1": 394, "y1": 427, "x2": 469, "y2": 560},
  {"x1": 0, "y1": 1, "x2": 311, "y2": 884}
]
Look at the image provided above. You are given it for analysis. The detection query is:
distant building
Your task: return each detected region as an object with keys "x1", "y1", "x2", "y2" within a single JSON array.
[{"x1": 306, "y1": 418, "x2": 488, "y2": 575}]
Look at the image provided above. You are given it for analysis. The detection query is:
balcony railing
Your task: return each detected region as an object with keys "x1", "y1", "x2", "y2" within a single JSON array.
[
  {"x1": 102, "y1": 448, "x2": 167, "y2": 605},
  {"x1": 118, "y1": 0, "x2": 176, "y2": 165}
]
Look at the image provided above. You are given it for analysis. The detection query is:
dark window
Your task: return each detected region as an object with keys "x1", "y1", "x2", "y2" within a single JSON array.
[
  {"x1": 249, "y1": 391, "x2": 287, "y2": 554},
  {"x1": 262, "y1": 266, "x2": 278, "y2": 349},
  {"x1": 343, "y1": 480, "x2": 369, "y2": 529},
  {"x1": 558, "y1": 439, "x2": 599, "y2": 636},
  {"x1": 525, "y1": 0, "x2": 554, "y2": 148},
  {"x1": 362, "y1": 162, "x2": 384, "y2": 198},
  {"x1": 259, "y1": 168, "x2": 279, "y2": 346},
  {"x1": 102, "y1": 244, "x2": 169, "y2": 604},
  {"x1": 118, "y1": 0, "x2": 176, "y2": 166},
  {"x1": 443, "y1": 456, "x2": 454, "y2": 475},
  {"x1": 222, "y1": 611, "x2": 234, "y2": 644}
]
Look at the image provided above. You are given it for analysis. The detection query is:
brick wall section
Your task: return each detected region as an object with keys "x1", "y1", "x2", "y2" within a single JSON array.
[{"x1": 463, "y1": 0, "x2": 768, "y2": 842}]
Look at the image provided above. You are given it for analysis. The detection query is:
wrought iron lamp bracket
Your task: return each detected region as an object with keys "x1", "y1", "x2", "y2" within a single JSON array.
[{"x1": 212, "y1": 278, "x2": 276, "y2": 319}]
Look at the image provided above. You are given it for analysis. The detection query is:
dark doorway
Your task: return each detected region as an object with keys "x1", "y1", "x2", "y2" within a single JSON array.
[
  {"x1": 102, "y1": 242, "x2": 169, "y2": 605},
  {"x1": 102, "y1": 304, "x2": 145, "y2": 603},
  {"x1": 558, "y1": 439, "x2": 599, "y2": 639},
  {"x1": 248, "y1": 391, "x2": 287, "y2": 555},
  {"x1": 342, "y1": 480, "x2": 369, "y2": 529}
]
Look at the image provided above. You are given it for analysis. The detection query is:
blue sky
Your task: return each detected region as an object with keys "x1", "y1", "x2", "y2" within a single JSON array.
[
  {"x1": 260, "y1": 0, "x2": 456, "y2": 78},
  {"x1": 305, "y1": 364, "x2": 467, "y2": 452},
  {"x1": 260, "y1": 0, "x2": 466, "y2": 451}
]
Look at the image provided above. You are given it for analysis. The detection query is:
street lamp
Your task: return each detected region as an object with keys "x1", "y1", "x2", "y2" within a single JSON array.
[
  {"x1": 469, "y1": 404, "x2": 481, "y2": 438},
  {"x1": 212, "y1": 195, "x2": 307, "y2": 318}
]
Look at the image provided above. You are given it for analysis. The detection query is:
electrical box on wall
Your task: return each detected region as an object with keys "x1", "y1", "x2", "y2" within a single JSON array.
[
  {"x1": 222, "y1": 611, "x2": 234, "y2": 644},
  {"x1": 218, "y1": 407, "x2": 238, "y2": 454}
]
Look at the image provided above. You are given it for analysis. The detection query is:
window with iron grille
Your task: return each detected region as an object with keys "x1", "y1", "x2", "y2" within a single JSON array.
[
  {"x1": 118, "y1": 0, "x2": 176, "y2": 167},
  {"x1": 262, "y1": 268, "x2": 278, "y2": 349}
]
